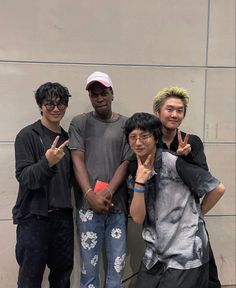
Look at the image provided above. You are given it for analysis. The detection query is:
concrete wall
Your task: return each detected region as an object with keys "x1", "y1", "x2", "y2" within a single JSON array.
[{"x1": 0, "y1": 0, "x2": 235, "y2": 287}]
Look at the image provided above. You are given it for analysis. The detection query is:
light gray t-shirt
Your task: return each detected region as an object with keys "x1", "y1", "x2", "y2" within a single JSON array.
[{"x1": 69, "y1": 112, "x2": 132, "y2": 212}]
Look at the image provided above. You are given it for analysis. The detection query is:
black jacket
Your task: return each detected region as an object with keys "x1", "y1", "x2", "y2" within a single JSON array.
[{"x1": 12, "y1": 120, "x2": 68, "y2": 223}]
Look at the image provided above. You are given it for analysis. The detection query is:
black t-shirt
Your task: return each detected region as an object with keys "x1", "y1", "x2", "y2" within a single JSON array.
[
  {"x1": 158, "y1": 130, "x2": 209, "y2": 171},
  {"x1": 41, "y1": 125, "x2": 72, "y2": 210}
]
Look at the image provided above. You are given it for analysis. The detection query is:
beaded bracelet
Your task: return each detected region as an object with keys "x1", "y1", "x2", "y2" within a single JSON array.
[
  {"x1": 133, "y1": 187, "x2": 145, "y2": 193},
  {"x1": 84, "y1": 187, "x2": 93, "y2": 199},
  {"x1": 134, "y1": 181, "x2": 145, "y2": 187},
  {"x1": 105, "y1": 186, "x2": 113, "y2": 197}
]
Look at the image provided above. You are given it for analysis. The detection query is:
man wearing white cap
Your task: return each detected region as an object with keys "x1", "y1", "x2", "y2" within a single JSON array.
[{"x1": 69, "y1": 72, "x2": 132, "y2": 287}]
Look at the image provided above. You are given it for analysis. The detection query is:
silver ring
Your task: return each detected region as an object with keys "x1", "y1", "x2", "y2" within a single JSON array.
[
  {"x1": 144, "y1": 163, "x2": 148, "y2": 168},
  {"x1": 57, "y1": 148, "x2": 61, "y2": 152}
]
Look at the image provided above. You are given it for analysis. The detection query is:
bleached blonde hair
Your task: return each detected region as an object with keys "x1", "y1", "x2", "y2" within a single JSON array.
[{"x1": 153, "y1": 86, "x2": 190, "y2": 116}]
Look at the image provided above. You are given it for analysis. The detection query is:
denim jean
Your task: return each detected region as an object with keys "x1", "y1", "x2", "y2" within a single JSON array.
[{"x1": 77, "y1": 209, "x2": 127, "y2": 288}]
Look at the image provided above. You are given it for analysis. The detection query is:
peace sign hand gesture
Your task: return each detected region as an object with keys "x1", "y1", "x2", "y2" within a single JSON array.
[
  {"x1": 177, "y1": 130, "x2": 191, "y2": 156},
  {"x1": 45, "y1": 136, "x2": 69, "y2": 167},
  {"x1": 135, "y1": 154, "x2": 154, "y2": 184}
]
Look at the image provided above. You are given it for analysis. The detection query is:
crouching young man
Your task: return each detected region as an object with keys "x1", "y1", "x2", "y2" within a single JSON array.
[{"x1": 124, "y1": 112, "x2": 225, "y2": 288}]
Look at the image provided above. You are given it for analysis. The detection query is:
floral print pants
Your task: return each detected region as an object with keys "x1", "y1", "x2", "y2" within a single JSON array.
[{"x1": 77, "y1": 209, "x2": 127, "y2": 288}]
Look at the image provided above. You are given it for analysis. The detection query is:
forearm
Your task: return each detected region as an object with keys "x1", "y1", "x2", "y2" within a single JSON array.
[
  {"x1": 108, "y1": 160, "x2": 129, "y2": 195},
  {"x1": 15, "y1": 135, "x2": 56, "y2": 189},
  {"x1": 71, "y1": 150, "x2": 111, "y2": 213},
  {"x1": 71, "y1": 151, "x2": 91, "y2": 195},
  {"x1": 130, "y1": 186, "x2": 146, "y2": 224},
  {"x1": 16, "y1": 156, "x2": 56, "y2": 189},
  {"x1": 201, "y1": 183, "x2": 225, "y2": 215},
  {"x1": 129, "y1": 154, "x2": 154, "y2": 224}
]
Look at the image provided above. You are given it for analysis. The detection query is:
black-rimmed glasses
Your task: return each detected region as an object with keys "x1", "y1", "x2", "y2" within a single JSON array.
[{"x1": 43, "y1": 102, "x2": 67, "y2": 111}]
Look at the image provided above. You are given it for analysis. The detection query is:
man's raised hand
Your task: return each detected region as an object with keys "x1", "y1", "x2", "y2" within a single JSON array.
[
  {"x1": 45, "y1": 136, "x2": 69, "y2": 167},
  {"x1": 177, "y1": 130, "x2": 191, "y2": 156}
]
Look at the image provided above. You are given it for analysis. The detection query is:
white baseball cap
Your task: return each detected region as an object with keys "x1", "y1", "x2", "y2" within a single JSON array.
[{"x1": 86, "y1": 71, "x2": 113, "y2": 90}]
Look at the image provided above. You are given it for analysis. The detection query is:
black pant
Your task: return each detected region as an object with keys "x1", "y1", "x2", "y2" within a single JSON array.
[
  {"x1": 16, "y1": 210, "x2": 74, "y2": 288},
  {"x1": 208, "y1": 241, "x2": 221, "y2": 288},
  {"x1": 135, "y1": 262, "x2": 209, "y2": 288}
]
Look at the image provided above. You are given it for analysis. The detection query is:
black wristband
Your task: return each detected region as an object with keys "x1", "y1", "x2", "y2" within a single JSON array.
[{"x1": 134, "y1": 181, "x2": 145, "y2": 187}]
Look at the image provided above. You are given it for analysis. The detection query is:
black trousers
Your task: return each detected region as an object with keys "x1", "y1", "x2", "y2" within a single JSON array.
[
  {"x1": 135, "y1": 262, "x2": 209, "y2": 288},
  {"x1": 16, "y1": 210, "x2": 74, "y2": 288},
  {"x1": 208, "y1": 241, "x2": 221, "y2": 288}
]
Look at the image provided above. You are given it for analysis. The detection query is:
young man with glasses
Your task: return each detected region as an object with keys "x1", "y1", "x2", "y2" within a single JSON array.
[
  {"x1": 153, "y1": 86, "x2": 221, "y2": 288},
  {"x1": 13, "y1": 82, "x2": 74, "y2": 288},
  {"x1": 125, "y1": 112, "x2": 225, "y2": 288}
]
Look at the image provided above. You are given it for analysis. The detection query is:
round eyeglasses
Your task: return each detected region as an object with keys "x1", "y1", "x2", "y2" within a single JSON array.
[{"x1": 43, "y1": 102, "x2": 67, "y2": 111}]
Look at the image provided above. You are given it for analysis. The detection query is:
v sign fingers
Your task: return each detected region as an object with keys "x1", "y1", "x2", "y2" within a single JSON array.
[
  {"x1": 46, "y1": 137, "x2": 67, "y2": 167},
  {"x1": 178, "y1": 130, "x2": 184, "y2": 146},
  {"x1": 51, "y1": 136, "x2": 60, "y2": 149},
  {"x1": 183, "y1": 133, "x2": 189, "y2": 146},
  {"x1": 136, "y1": 155, "x2": 142, "y2": 167},
  {"x1": 177, "y1": 131, "x2": 191, "y2": 156},
  {"x1": 178, "y1": 130, "x2": 190, "y2": 148},
  {"x1": 143, "y1": 154, "x2": 153, "y2": 169},
  {"x1": 136, "y1": 154, "x2": 153, "y2": 184},
  {"x1": 181, "y1": 144, "x2": 191, "y2": 156},
  {"x1": 58, "y1": 140, "x2": 69, "y2": 151}
]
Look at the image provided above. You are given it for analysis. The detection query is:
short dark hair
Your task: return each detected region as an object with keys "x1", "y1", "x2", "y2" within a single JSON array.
[
  {"x1": 35, "y1": 82, "x2": 71, "y2": 106},
  {"x1": 124, "y1": 112, "x2": 162, "y2": 142}
]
